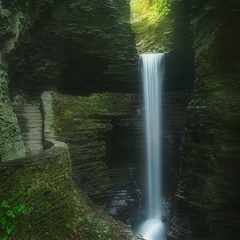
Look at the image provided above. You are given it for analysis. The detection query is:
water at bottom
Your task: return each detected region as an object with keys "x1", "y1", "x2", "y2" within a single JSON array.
[{"x1": 139, "y1": 219, "x2": 166, "y2": 240}]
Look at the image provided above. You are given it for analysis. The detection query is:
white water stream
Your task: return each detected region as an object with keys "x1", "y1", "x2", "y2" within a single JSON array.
[{"x1": 139, "y1": 53, "x2": 165, "y2": 240}]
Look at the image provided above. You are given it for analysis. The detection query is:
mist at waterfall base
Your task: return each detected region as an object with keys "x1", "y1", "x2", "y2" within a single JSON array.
[{"x1": 138, "y1": 53, "x2": 166, "y2": 240}]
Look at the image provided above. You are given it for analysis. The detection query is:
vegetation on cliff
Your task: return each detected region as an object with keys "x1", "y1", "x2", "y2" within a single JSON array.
[{"x1": 130, "y1": 0, "x2": 173, "y2": 53}]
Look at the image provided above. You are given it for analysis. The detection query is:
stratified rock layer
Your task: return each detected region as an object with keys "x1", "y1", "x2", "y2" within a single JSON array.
[
  {"x1": 2, "y1": 0, "x2": 138, "y2": 95},
  {"x1": 52, "y1": 92, "x2": 134, "y2": 204},
  {"x1": 168, "y1": 1, "x2": 240, "y2": 239}
]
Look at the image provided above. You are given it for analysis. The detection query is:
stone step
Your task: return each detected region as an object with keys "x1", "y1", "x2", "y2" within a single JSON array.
[
  {"x1": 17, "y1": 115, "x2": 42, "y2": 118},
  {"x1": 21, "y1": 130, "x2": 43, "y2": 134},
  {"x1": 18, "y1": 122, "x2": 42, "y2": 126},
  {"x1": 25, "y1": 147, "x2": 44, "y2": 150},
  {"x1": 14, "y1": 109, "x2": 41, "y2": 114},
  {"x1": 24, "y1": 140, "x2": 43, "y2": 145},
  {"x1": 15, "y1": 108, "x2": 41, "y2": 112},
  {"x1": 16, "y1": 114, "x2": 42, "y2": 118},
  {"x1": 25, "y1": 144, "x2": 43, "y2": 151},
  {"x1": 17, "y1": 119, "x2": 42, "y2": 124},
  {"x1": 14, "y1": 104, "x2": 44, "y2": 156},
  {"x1": 20, "y1": 124, "x2": 43, "y2": 128},
  {"x1": 22, "y1": 138, "x2": 43, "y2": 142}
]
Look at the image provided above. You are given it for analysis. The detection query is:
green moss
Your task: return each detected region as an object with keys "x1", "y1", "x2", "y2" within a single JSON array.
[
  {"x1": 0, "y1": 148, "x2": 74, "y2": 239},
  {"x1": 0, "y1": 102, "x2": 25, "y2": 161},
  {"x1": 130, "y1": 0, "x2": 174, "y2": 53},
  {"x1": 130, "y1": 0, "x2": 171, "y2": 24},
  {"x1": 53, "y1": 92, "x2": 130, "y2": 134},
  {"x1": 172, "y1": 88, "x2": 192, "y2": 104},
  {"x1": 69, "y1": 189, "x2": 130, "y2": 240},
  {"x1": 54, "y1": 93, "x2": 130, "y2": 138},
  {"x1": 0, "y1": 146, "x2": 135, "y2": 239}
]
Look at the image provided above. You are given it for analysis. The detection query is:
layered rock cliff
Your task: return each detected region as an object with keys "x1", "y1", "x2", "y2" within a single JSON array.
[
  {"x1": 52, "y1": 92, "x2": 133, "y2": 204},
  {"x1": 0, "y1": 0, "x2": 61, "y2": 161},
  {"x1": 0, "y1": 0, "x2": 137, "y2": 155},
  {"x1": 168, "y1": 0, "x2": 240, "y2": 239},
  {"x1": 3, "y1": 0, "x2": 138, "y2": 95},
  {"x1": 0, "y1": 1, "x2": 143, "y2": 238},
  {"x1": 1, "y1": 0, "x2": 239, "y2": 239}
]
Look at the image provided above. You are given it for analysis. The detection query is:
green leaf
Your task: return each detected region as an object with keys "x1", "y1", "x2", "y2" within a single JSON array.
[
  {"x1": 10, "y1": 224, "x2": 16, "y2": 232},
  {"x1": 14, "y1": 204, "x2": 28, "y2": 214},
  {"x1": 6, "y1": 224, "x2": 16, "y2": 234},
  {"x1": 1, "y1": 200, "x2": 9, "y2": 208},
  {"x1": 0, "y1": 216, "x2": 8, "y2": 227},
  {"x1": 6, "y1": 210, "x2": 15, "y2": 218},
  {"x1": 66, "y1": 223, "x2": 72, "y2": 229},
  {"x1": 19, "y1": 204, "x2": 28, "y2": 214}
]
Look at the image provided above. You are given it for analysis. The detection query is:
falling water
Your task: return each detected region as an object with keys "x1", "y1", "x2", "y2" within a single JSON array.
[{"x1": 139, "y1": 53, "x2": 165, "y2": 240}]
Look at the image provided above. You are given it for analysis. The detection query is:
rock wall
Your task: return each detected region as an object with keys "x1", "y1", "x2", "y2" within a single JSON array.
[
  {"x1": 0, "y1": 147, "x2": 75, "y2": 239},
  {"x1": 0, "y1": 100, "x2": 25, "y2": 161},
  {"x1": 52, "y1": 92, "x2": 135, "y2": 204},
  {"x1": 0, "y1": 0, "x2": 137, "y2": 162},
  {"x1": 0, "y1": 0, "x2": 58, "y2": 161},
  {"x1": 101, "y1": 96, "x2": 187, "y2": 228},
  {"x1": 168, "y1": 0, "x2": 240, "y2": 239},
  {"x1": 0, "y1": 69, "x2": 25, "y2": 161},
  {"x1": 131, "y1": 0, "x2": 195, "y2": 93},
  {"x1": 0, "y1": 145, "x2": 144, "y2": 240},
  {"x1": 1, "y1": 0, "x2": 138, "y2": 95},
  {"x1": 0, "y1": 91, "x2": 145, "y2": 240}
]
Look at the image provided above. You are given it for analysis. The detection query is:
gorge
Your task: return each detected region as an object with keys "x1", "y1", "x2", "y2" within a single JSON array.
[{"x1": 0, "y1": 0, "x2": 240, "y2": 239}]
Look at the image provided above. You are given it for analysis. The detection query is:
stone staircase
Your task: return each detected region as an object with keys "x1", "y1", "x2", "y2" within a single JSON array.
[{"x1": 14, "y1": 104, "x2": 44, "y2": 156}]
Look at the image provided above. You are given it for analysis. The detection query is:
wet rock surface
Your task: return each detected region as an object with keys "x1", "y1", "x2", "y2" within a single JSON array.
[
  {"x1": 104, "y1": 99, "x2": 187, "y2": 231},
  {"x1": 168, "y1": 1, "x2": 240, "y2": 239}
]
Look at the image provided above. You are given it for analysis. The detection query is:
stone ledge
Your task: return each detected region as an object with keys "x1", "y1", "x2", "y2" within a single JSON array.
[{"x1": 41, "y1": 91, "x2": 68, "y2": 150}]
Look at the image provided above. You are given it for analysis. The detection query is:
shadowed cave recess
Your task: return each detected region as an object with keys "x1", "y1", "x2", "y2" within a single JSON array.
[{"x1": 0, "y1": 0, "x2": 240, "y2": 239}]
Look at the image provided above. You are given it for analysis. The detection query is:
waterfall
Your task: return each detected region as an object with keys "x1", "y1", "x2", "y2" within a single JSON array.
[{"x1": 139, "y1": 53, "x2": 165, "y2": 240}]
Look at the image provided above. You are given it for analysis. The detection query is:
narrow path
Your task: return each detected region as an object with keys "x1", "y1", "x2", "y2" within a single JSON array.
[{"x1": 14, "y1": 104, "x2": 44, "y2": 156}]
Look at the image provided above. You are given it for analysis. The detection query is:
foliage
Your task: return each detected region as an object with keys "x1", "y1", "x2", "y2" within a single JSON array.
[
  {"x1": 130, "y1": 0, "x2": 171, "y2": 24},
  {"x1": 63, "y1": 109, "x2": 73, "y2": 118},
  {"x1": 147, "y1": 0, "x2": 171, "y2": 25},
  {"x1": 0, "y1": 78, "x2": 5, "y2": 94},
  {"x1": 54, "y1": 92, "x2": 129, "y2": 119},
  {"x1": 0, "y1": 200, "x2": 28, "y2": 239},
  {"x1": 130, "y1": 0, "x2": 150, "y2": 19}
]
